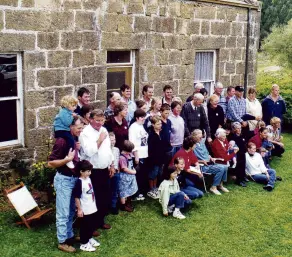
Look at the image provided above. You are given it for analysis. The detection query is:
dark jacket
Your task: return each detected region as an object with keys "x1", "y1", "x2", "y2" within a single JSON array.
[
  {"x1": 262, "y1": 95, "x2": 286, "y2": 125},
  {"x1": 207, "y1": 104, "x2": 224, "y2": 139},
  {"x1": 147, "y1": 127, "x2": 165, "y2": 165}
]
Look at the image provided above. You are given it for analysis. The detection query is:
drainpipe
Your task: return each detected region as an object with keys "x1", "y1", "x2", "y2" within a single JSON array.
[{"x1": 244, "y1": 8, "x2": 251, "y2": 98}]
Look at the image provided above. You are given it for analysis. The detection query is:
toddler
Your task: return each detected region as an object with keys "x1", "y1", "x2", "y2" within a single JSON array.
[{"x1": 228, "y1": 140, "x2": 238, "y2": 168}]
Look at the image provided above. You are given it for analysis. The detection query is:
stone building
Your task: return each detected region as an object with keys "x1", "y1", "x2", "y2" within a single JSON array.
[{"x1": 0, "y1": 0, "x2": 261, "y2": 178}]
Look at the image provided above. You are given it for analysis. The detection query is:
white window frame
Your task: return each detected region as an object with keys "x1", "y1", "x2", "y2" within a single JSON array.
[
  {"x1": 0, "y1": 53, "x2": 24, "y2": 147},
  {"x1": 194, "y1": 50, "x2": 216, "y2": 95},
  {"x1": 106, "y1": 50, "x2": 135, "y2": 101}
]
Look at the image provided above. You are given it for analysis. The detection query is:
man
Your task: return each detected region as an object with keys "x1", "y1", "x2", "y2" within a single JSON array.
[
  {"x1": 161, "y1": 85, "x2": 173, "y2": 106},
  {"x1": 186, "y1": 82, "x2": 204, "y2": 102},
  {"x1": 262, "y1": 84, "x2": 286, "y2": 125},
  {"x1": 120, "y1": 84, "x2": 136, "y2": 125},
  {"x1": 226, "y1": 86, "x2": 235, "y2": 103},
  {"x1": 79, "y1": 109, "x2": 114, "y2": 231},
  {"x1": 181, "y1": 93, "x2": 212, "y2": 143},
  {"x1": 48, "y1": 117, "x2": 83, "y2": 253},
  {"x1": 212, "y1": 82, "x2": 227, "y2": 114},
  {"x1": 75, "y1": 87, "x2": 90, "y2": 115},
  {"x1": 141, "y1": 85, "x2": 154, "y2": 112},
  {"x1": 245, "y1": 142, "x2": 277, "y2": 191},
  {"x1": 104, "y1": 92, "x2": 121, "y2": 120}
]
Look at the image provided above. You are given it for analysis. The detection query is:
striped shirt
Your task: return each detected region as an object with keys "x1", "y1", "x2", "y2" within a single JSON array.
[{"x1": 226, "y1": 96, "x2": 246, "y2": 123}]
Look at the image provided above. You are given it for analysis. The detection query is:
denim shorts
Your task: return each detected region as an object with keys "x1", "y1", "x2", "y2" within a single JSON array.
[{"x1": 149, "y1": 165, "x2": 163, "y2": 180}]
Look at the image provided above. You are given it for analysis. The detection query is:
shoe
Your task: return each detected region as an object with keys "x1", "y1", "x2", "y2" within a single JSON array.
[
  {"x1": 92, "y1": 230, "x2": 100, "y2": 237},
  {"x1": 102, "y1": 224, "x2": 112, "y2": 230},
  {"x1": 276, "y1": 176, "x2": 282, "y2": 181},
  {"x1": 89, "y1": 238, "x2": 100, "y2": 247},
  {"x1": 236, "y1": 181, "x2": 247, "y2": 187},
  {"x1": 263, "y1": 185, "x2": 273, "y2": 191},
  {"x1": 80, "y1": 242, "x2": 96, "y2": 252},
  {"x1": 58, "y1": 243, "x2": 76, "y2": 253},
  {"x1": 120, "y1": 204, "x2": 133, "y2": 212},
  {"x1": 244, "y1": 177, "x2": 250, "y2": 182},
  {"x1": 147, "y1": 190, "x2": 159, "y2": 199},
  {"x1": 209, "y1": 187, "x2": 222, "y2": 195},
  {"x1": 66, "y1": 160, "x2": 74, "y2": 169},
  {"x1": 111, "y1": 207, "x2": 119, "y2": 215},
  {"x1": 167, "y1": 204, "x2": 175, "y2": 213},
  {"x1": 133, "y1": 194, "x2": 145, "y2": 201},
  {"x1": 173, "y1": 210, "x2": 186, "y2": 220},
  {"x1": 65, "y1": 236, "x2": 79, "y2": 245},
  {"x1": 218, "y1": 186, "x2": 230, "y2": 193}
]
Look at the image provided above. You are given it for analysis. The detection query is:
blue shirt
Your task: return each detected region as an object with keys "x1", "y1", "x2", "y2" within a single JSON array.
[
  {"x1": 218, "y1": 94, "x2": 227, "y2": 114},
  {"x1": 53, "y1": 107, "x2": 73, "y2": 131},
  {"x1": 121, "y1": 97, "x2": 136, "y2": 126},
  {"x1": 226, "y1": 96, "x2": 246, "y2": 122},
  {"x1": 194, "y1": 138, "x2": 210, "y2": 160}
]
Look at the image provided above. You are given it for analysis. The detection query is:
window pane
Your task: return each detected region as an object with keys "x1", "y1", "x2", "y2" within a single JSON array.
[
  {"x1": 0, "y1": 100, "x2": 18, "y2": 142},
  {"x1": 107, "y1": 51, "x2": 131, "y2": 63},
  {"x1": 0, "y1": 54, "x2": 17, "y2": 97},
  {"x1": 194, "y1": 52, "x2": 214, "y2": 81},
  {"x1": 107, "y1": 71, "x2": 126, "y2": 91}
]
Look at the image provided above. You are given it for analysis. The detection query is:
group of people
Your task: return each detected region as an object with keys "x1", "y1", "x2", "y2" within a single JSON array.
[{"x1": 48, "y1": 82, "x2": 286, "y2": 253}]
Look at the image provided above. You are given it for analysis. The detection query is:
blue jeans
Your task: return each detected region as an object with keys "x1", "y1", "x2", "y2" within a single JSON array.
[
  {"x1": 54, "y1": 172, "x2": 78, "y2": 243},
  {"x1": 202, "y1": 163, "x2": 228, "y2": 186},
  {"x1": 149, "y1": 165, "x2": 163, "y2": 180},
  {"x1": 168, "y1": 192, "x2": 192, "y2": 208},
  {"x1": 181, "y1": 186, "x2": 204, "y2": 199},
  {"x1": 110, "y1": 173, "x2": 120, "y2": 208},
  {"x1": 252, "y1": 169, "x2": 276, "y2": 188}
]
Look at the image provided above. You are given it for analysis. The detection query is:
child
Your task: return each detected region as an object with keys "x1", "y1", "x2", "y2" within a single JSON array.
[
  {"x1": 144, "y1": 97, "x2": 162, "y2": 132},
  {"x1": 73, "y1": 160, "x2": 100, "y2": 252},
  {"x1": 53, "y1": 95, "x2": 78, "y2": 168},
  {"x1": 119, "y1": 140, "x2": 138, "y2": 212},
  {"x1": 109, "y1": 132, "x2": 120, "y2": 215},
  {"x1": 147, "y1": 115, "x2": 165, "y2": 199},
  {"x1": 228, "y1": 140, "x2": 238, "y2": 168},
  {"x1": 158, "y1": 168, "x2": 191, "y2": 220}
]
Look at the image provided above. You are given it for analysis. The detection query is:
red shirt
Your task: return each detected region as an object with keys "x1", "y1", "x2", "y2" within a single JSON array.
[
  {"x1": 169, "y1": 148, "x2": 198, "y2": 170},
  {"x1": 211, "y1": 138, "x2": 236, "y2": 164},
  {"x1": 249, "y1": 134, "x2": 262, "y2": 150}
]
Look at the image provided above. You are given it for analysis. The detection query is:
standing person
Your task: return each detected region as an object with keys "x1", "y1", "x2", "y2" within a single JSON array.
[
  {"x1": 200, "y1": 88, "x2": 209, "y2": 117},
  {"x1": 79, "y1": 109, "x2": 114, "y2": 231},
  {"x1": 267, "y1": 117, "x2": 285, "y2": 157},
  {"x1": 104, "y1": 92, "x2": 121, "y2": 120},
  {"x1": 161, "y1": 85, "x2": 173, "y2": 106},
  {"x1": 48, "y1": 117, "x2": 83, "y2": 253},
  {"x1": 169, "y1": 101, "x2": 185, "y2": 156},
  {"x1": 105, "y1": 103, "x2": 129, "y2": 151},
  {"x1": 213, "y1": 82, "x2": 227, "y2": 114},
  {"x1": 80, "y1": 105, "x2": 93, "y2": 126},
  {"x1": 226, "y1": 86, "x2": 235, "y2": 103},
  {"x1": 75, "y1": 87, "x2": 90, "y2": 115},
  {"x1": 128, "y1": 109, "x2": 149, "y2": 200},
  {"x1": 141, "y1": 85, "x2": 154, "y2": 112},
  {"x1": 120, "y1": 84, "x2": 136, "y2": 125},
  {"x1": 73, "y1": 160, "x2": 100, "y2": 252},
  {"x1": 144, "y1": 97, "x2": 162, "y2": 131},
  {"x1": 186, "y1": 82, "x2": 204, "y2": 102},
  {"x1": 246, "y1": 88, "x2": 262, "y2": 131},
  {"x1": 129, "y1": 100, "x2": 147, "y2": 126},
  {"x1": 181, "y1": 93, "x2": 212, "y2": 143},
  {"x1": 262, "y1": 84, "x2": 286, "y2": 126},
  {"x1": 208, "y1": 94, "x2": 225, "y2": 139}
]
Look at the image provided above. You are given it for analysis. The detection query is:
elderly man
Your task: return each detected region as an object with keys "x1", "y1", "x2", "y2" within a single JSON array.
[
  {"x1": 186, "y1": 82, "x2": 204, "y2": 102},
  {"x1": 161, "y1": 85, "x2": 174, "y2": 105},
  {"x1": 212, "y1": 82, "x2": 227, "y2": 114},
  {"x1": 104, "y1": 92, "x2": 121, "y2": 120},
  {"x1": 141, "y1": 85, "x2": 154, "y2": 112},
  {"x1": 120, "y1": 84, "x2": 136, "y2": 125},
  {"x1": 181, "y1": 93, "x2": 212, "y2": 143},
  {"x1": 79, "y1": 109, "x2": 114, "y2": 231},
  {"x1": 48, "y1": 117, "x2": 83, "y2": 253},
  {"x1": 262, "y1": 84, "x2": 286, "y2": 125},
  {"x1": 75, "y1": 87, "x2": 90, "y2": 115}
]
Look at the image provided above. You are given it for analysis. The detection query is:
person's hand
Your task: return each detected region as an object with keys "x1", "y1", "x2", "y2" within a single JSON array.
[
  {"x1": 67, "y1": 148, "x2": 75, "y2": 161},
  {"x1": 108, "y1": 166, "x2": 115, "y2": 177},
  {"x1": 202, "y1": 160, "x2": 209, "y2": 166},
  {"x1": 72, "y1": 112, "x2": 78, "y2": 117},
  {"x1": 98, "y1": 131, "x2": 107, "y2": 142},
  {"x1": 278, "y1": 142, "x2": 284, "y2": 148},
  {"x1": 207, "y1": 137, "x2": 212, "y2": 144},
  {"x1": 184, "y1": 195, "x2": 189, "y2": 200},
  {"x1": 234, "y1": 148, "x2": 239, "y2": 154},
  {"x1": 135, "y1": 157, "x2": 139, "y2": 165},
  {"x1": 163, "y1": 212, "x2": 168, "y2": 217},
  {"x1": 77, "y1": 209, "x2": 83, "y2": 218},
  {"x1": 241, "y1": 121, "x2": 248, "y2": 127},
  {"x1": 210, "y1": 157, "x2": 216, "y2": 163},
  {"x1": 255, "y1": 116, "x2": 261, "y2": 121}
]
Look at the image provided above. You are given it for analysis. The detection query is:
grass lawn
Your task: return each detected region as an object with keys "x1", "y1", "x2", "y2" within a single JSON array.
[{"x1": 0, "y1": 134, "x2": 292, "y2": 257}]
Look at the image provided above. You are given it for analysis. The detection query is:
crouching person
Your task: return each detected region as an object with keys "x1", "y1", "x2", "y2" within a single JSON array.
[
  {"x1": 158, "y1": 168, "x2": 191, "y2": 220},
  {"x1": 73, "y1": 160, "x2": 100, "y2": 252},
  {"x1": 245, "y1": 142, "x2": 277, "y2": 191}
]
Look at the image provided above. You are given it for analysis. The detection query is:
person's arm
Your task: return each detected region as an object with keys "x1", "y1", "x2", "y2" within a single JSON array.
[
  {"x1": 119, "y1": 156, "x2": 136, "y2": 175},
  {"x1": 201, "y1": 107, "x2": 211, "y2": 140},
  {"x1": 181, "y1": 104, "x2": 190, "y2": 137},
  {"x1": 211, "y1": 140, "x2": 235, "y2": 163},
  {"x1": 75, "y1": 198, "x2": 83, "y2": 218},
  {"x1": 219, "y1": 107, "x2": 225, "y2": 127},
  {"x1": 72, "y1": 179, "x2": 83, "y2": 217},
  {"x1": 159, "y1": 183, "x2": 170, "y2": 216},
  {"x1": 59, "y1": 108, "x2": 74, "y2": 127}
]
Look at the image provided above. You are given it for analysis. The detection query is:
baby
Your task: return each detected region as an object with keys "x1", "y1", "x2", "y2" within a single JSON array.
[{"x1": 228, "y1": 140, "x2": 238, "y2": 168}]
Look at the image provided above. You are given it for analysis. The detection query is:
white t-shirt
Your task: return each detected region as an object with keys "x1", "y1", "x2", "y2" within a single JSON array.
[{"x1": 129, "y1": 122, "x2": 149, "y2": 159}]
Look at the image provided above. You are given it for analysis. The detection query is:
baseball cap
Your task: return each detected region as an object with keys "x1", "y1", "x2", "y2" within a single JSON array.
[{"x1": 235, "y1": 86, "x2": 244, "y2": 92}]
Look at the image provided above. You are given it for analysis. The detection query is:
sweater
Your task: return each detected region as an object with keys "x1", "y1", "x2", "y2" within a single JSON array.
[
  {"x1": 53, "y1": 107, "x2": 73, "y2": 131},
  {"x1": 262, "y1": 95, "x2": 286, "y2": 125},
  {"x1": 245, "y1": 152, "x2": 267, "y2": 176},
  {"x1": 159, "y1": 179, "x2": 181, "y2": 214},
  {"x1": 211, "y1": 138, "x2": 236, "y2": 165},
  {"x1": 147, "y1": 127, "x2": 165, "y2": 165}
]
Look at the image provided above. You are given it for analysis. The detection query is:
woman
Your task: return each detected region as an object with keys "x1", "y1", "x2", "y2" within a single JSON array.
[
  {"x1": 80, "y1": 104, "x2": 93, "y2": 125},
  {"x1": 267, "y1": 117, "x2": 285, "y2": 157},
  {"x1": 246, "y1": 88, "x2": 262, "y2": 131},
  {"x1": 168, "y1": 101, "x2": 184, "y2": 156},
  {"x1": 105, "y1": 103, "x2": 128, "y2": 151},
  {"x1": 208, "y1": 94, "x2": 224, "y2": 139}
]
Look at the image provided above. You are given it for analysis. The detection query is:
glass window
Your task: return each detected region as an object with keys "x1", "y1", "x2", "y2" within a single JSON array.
[{"x1": 107, "y1": 51, "x2": 131, "y2": 64}]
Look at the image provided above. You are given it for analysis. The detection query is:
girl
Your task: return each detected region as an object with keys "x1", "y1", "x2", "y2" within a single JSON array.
[
  {"x1": 119, "y1": 140, "x2": 138, "y2": 212},
  {"x1": 144, "y1": 97, "x2": 162, "y2": 131},
  {"x1": 158, "y1": 168, "x2": 191, "y2": 220}
]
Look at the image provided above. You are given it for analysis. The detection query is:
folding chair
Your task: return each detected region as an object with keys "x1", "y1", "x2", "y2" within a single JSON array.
[
  {"x1": 190, "y1": 164, "x2": 211, "y2": 193},
  {"x1": 4, "y1": 182, "x2": 52, "y2": 229}
]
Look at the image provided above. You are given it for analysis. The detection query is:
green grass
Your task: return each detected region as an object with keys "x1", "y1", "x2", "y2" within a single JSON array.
[{"x1": 1, "y1": 135, "x2": 292, "y2": 257}]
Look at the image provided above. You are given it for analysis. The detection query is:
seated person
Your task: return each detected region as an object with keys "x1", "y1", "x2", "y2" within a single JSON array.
[
  {"x1": 267, "y1": 117, "x2": 285, "y2": 157},
  {"x1": 228, "y1": 140, "x2": 238, "y2": 168}
]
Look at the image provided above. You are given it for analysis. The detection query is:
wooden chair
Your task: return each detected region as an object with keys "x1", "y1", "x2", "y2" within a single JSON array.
[{"x1": 4, "y1": 182, "x2": 52, "y2": 229}]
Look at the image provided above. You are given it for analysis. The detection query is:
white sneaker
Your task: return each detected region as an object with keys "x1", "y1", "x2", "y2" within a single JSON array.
[
  {"x1": 167, "y1": 204, "x2": 175, "y2": 213},
  {"x1": 89, "y1": 238, "x2": 100, "y2": 247},
  {"x1": 218, "y1": 186, "x2": 230, "y2": 193},
  {"x1": 80, "y1": 242, "x2": 96, "y2": 252},
  {"x1": 66, "y1": 160, "x2": 74, "y2": 169},
  {"x1": 133, "y1": 194, "x2": 145, "y2": 201},
  {"x1": 147, "y1": 190, "x2": 159, "y2": 199},
  {"x1": 210, "y1": 187, "x2": 222, "y2": 195},
  {"x1": 173, "y1": 210, "x2": 186, "y2": 219}
]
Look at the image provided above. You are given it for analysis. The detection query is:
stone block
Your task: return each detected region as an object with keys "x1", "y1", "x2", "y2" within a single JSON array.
[
  {"x1": 0, "y1": 11, "x2": 3, "y2": 30},
  {"x1": 195, "y1": 7, "x2": 216, "y2": 19},
  {"x1": 146, "y1": 33, "x2": 163, "y2": 49},
  {"x1": 231, "y1": 23, "x2": 243, "y2": 36},
  {"x1": 0, "y1": 33, "x2": 35, "y2": 52},
  {"x1": 201, "y1": 21, "x2": 210, "y2": 35},
  {"x1": 211, "y1": 22, "x2": 231, "y2": 36},
  {"x1": 35, "y1": 0, "x2": 62, "y2": 8},
  {"x1": 23, "y1": 52, "x2": 46, "y2": 70},
  {"x1": 178, "y1": 79, "x2": 193, "y2": 95},
  {"x1": 82, "y1": 66, "x2": 106, "y2": 84},
  {"x1": 107, "y1": 0, "x2": 124, "y2": 14},
  {"x1": 155, "y1": 50, "x2": 169, "y2": 65},
  {"x1": 140, "y1": 50, "x2": 155, "y2": 66},
  {"x1": 55, "y1": 86, "x2": 75, "y2": 105},
  {"x1": 180, "y1": 3, "x2": 193, "y2": 19},
  {"x1": 237, "y1": 37, "x2": 246, "y2": 48},
  {"x1": 230, "y1": 48, "x2": 242, "y2": 61},
  {"x1": 237, "y1": 9, "x2": 248, "y2": 22},
  {"x1": 91, "y1": 100, "x2": 106, "y2": 110},
  {"x1": 0, "y1": 0, "x2": 18, "y2": 7},
  {"x1": 163, "y1": 35, "x2": 179, "y2": 49},
  {"x1": 50, "y1": 12, "x2": 74, "y2": 31},
  {"x1": 23, "y1": 70, "x2": 36, "y2": 91},
  {"x1": 101, "y1": 32, "x2": 146, "y2": 49},
  {"x1": 187, "y1": 20, "x2": 200, "y2": 35},
  {"x1": 178, "y1": 36, "x2": 191, "y2": 50},
  {"x1": 174, "y1": 65, "x2": 186, "y2": 80},
  {"x1": 146, "y1": 3, "x2": 158, "y2": 16},
  {"x1": 159, "y1": 5, "x2": 166, "y2": 16},
  {"x1": 155, "y1": 17, "x2": 175, "y2": 33},
  {"x1": 219, "y1": 75, "x2": 231, "y2": 87},
  {"x1": 219, "y1": 62, "x2": 225, "y2": 76},
  {"x1": 75, "y1": 11, "x2": 95, "y2": 31},
  {"x1": 63, "y1": 0, "x2": 82, "y2": 9},
  {"x1": 226, "y1": 36, "x2": 237, "y2": 48},
  {"x1": 176, "y1": 18, "x2": 187, "y2": 35},
  {"x1": 83, "y1": 0, "x2": 103, "y2": 9},
  {"x1": 38, "y1": 32, "x2": 59, "y2": 50},
  {"x1": 127, "y1": 3, "x2": 144, "y2": 14},
  {"x1": 48, "y1": 51, "x2": 71, "y2": 68},
  {"x1": 61, "y1": 32, "x2": 82, "y2": 50},
  {"x1": 169, "y1": 50, "x2": 182, "y2": 65},
  {"x1": 25, "y1": 90, "x2": 54, "y2": 109},
  {"x1": 35, "y1": 146, "x2": 50, "y2": 162},
  {"x1": 216, "y1": 7, "x2": 226, "y2": 20},
  {"x1": 118, "y1": 15, "x2": 133, "y2": 33},
  {"x1": 182, "y1": 50, "x2": 194, "y2": 65},
  {"x1": 134, "y1": 16, "x2": 151, "y2": 33},
  {"x1": 38, "y1": 69, "x2": 65, "y2": 88},
  {"x1": 169, "y1": 1, "x2": 181, "y2": 17},
  {"x1": 226, "y1": 8, "x2": 238, "y2": 22},
  {"x1": 95, "y1": 50, "x2": 106, "y2": 65},
  {"x1": 192, "y1": 36, "x2": 226, "y2": 50},
  {"x1": 73, "y1": 50, "x2": 95, "y2": 67},
  {"x1": 101, "y1": 13, "x2": 118, "y2": 32},
  {"x1": 82, "y1": 32, "x2": 99, "y2": 50},
  {"x1": 185, "y1": 64, "x2": 194, "y2": 79},
  {"x1": 236, "y1": 62, "x2": 245, "y2": 74},
  {"x1": 25, "y1": 110, "x2": 36, "y2": 130},
  {"x1": 66, "y1": 69, "x2": 82, "y2": 85},
  {"x1": 26, "y1": 128, "x2": 52, "y2": 147},
  {"x1": 225, "y1": 62, "x2": 235, "y2": 74},
  {"x1": 144, "y1": 65, "x2": 162, "y2": 82},
  {"x1": 219, "y1": 49, "x2": 230, "y2": 62},
  {"x1": 230, "y1": 74, "x2": 241, "y2": 85},
  {"x1": 38, "y1": 107, "x2": 59, "y2": 127},
  {"x1": 95, "y1": 83, "x2": 107, "y2": 101}
]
